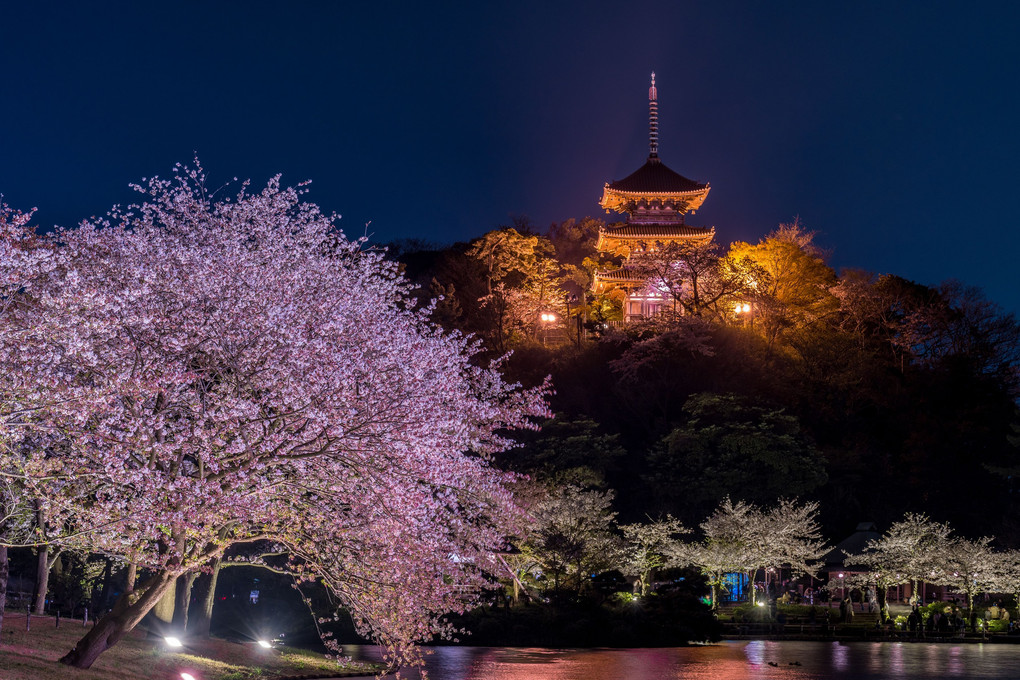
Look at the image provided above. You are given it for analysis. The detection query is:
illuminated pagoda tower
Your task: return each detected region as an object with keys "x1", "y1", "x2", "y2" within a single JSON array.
[{"x1": 593, "y1": 72, "x2": 714, "y2": 322}]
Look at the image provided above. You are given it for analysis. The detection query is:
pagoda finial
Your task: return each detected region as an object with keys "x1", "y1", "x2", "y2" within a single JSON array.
[{"x1": 648, "y1": 72, "x2": 659, "y2": 158}]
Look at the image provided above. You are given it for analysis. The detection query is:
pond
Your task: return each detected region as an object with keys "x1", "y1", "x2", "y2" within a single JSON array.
[{"x1": 341, "y1": 640, "x2": 1020, "y2": 679}]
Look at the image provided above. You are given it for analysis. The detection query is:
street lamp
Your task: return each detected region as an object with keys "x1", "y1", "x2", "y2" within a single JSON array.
[
  {"x1": 539, "y1": 312, "x2": 557, "y2": 346},
  {"x1": 734, "y1": 302, "x2": 753, "y2": 328}
]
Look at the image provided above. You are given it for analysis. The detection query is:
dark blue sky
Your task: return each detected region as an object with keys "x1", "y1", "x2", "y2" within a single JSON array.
[{"x1": 3, "y1": 1, "x2": 1018, "y2": 312}]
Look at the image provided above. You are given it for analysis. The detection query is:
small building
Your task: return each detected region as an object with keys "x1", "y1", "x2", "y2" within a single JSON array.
[{"x1": 593, "y1": 73, "x2": 715, "y2": 322}]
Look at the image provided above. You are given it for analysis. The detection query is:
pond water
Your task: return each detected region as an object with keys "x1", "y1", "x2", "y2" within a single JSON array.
[{"x1": 341, "y1": 640, "x2": 1020, "y2": 679}]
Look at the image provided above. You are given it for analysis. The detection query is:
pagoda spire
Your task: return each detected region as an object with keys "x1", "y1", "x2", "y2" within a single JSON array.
[{"x1": 648, "y1": 71, "x2": 659, "y2": 159}]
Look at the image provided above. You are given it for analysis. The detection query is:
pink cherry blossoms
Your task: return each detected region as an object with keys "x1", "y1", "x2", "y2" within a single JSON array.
[{"x1": 0, "y1": 163, "x2": 549, "y2": 668}]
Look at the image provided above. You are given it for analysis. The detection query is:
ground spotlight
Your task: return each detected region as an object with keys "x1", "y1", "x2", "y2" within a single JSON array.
[
  {"x1": 180, "y1": 673, "x2": 197, "y2": 680},
  {"x1": 257, "y1": 640, "x2": 272, "y2": 649},
  {"x1": 165, "y1": 636, "x2": 183, "y2": 648}
]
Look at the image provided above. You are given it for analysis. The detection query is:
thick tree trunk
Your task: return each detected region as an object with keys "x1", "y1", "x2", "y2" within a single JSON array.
[
  {"x1": 150, "y1": 577, "x2": 176, "y2": 626},
  {"x1": 59, "y1": 571, "x2": 177, "y2": 669},
  {"x1": 33, "y1": 547, "x2": 49, "y2": 615},
  {"x1": 190, "y1": 558, "x2": 221, "y2": 638},
  {"x1": 171, "y1": 572, "x2": 198, "y2": 632},
  {"x1": 0, "y1": 544, "x2": 8, "y2": 634}
]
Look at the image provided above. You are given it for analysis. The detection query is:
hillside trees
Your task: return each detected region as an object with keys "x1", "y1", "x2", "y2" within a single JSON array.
[
  {"x1": 0, "y1": 165, "x2": 549, "y2": 668},
  {"x1": 467, "y1": 227, "x2": 564, "y2": 350},
  {"x1": 644, "y1": 393, "x2": 827, "y2": 521},
  {"x1": 629, "y1": 238, "x2": 751, "y2": 321},
  {"x1": 728, "y1": 221, "x2": 837, "y2": 348}
]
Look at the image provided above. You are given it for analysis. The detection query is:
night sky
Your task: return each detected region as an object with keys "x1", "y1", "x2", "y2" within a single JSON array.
[{"x1": 3, "y1": 1, "x2": 1018, "y2": 313}]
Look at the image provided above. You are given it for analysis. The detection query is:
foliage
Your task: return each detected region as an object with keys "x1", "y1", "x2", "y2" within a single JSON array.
[
  {"x1": 467, "y1": 227, "x2": 564, "y2": 350},
  {"x1": 645, "y1": 393, "x2": 827, "y2": 518},
  {"x1": 497, "y1": 416, "x2": 626, "y2": 488},
  {"x1": 0, "y1": 162, "x2": 549, "y2": 667},
  {"x1": 686, "y1": 497, "x2": 827, "y2": 607},
  {"x1": 847, "y1": 513, "x2": 953, "y2": 605},
  {"x1": 526, "y1": 484, "x2": 622, "y2": 596},
  {"x1": 629, "y1": 238, "x2": 750, "y2": 321},
  {"x1": 728, "y1": 220, "x2": 837, "y2": 348},
  {"x1": 619, "y1": 516, "x2": 689, "y2": 596}
]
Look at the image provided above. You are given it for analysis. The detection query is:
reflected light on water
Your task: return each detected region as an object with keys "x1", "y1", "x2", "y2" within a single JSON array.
[
  {"x1": 890, "y1": 642, "x2": 903, "y2": 676},
  {"x1": 342, "y1": 641, "x2": 1020, "y2": 680},
  {"x1": 832, "y1": 642, "x2": 848, "y2": 671}
]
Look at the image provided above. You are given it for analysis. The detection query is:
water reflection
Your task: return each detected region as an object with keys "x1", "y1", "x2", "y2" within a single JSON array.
[{"x1": 341, "y1": 641, "x2": 1020, "y2": 680}]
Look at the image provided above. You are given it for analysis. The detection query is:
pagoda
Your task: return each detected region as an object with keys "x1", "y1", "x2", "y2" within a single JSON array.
[{"x1": 593, "y1": 72, "x2": 715, "y2": 322}]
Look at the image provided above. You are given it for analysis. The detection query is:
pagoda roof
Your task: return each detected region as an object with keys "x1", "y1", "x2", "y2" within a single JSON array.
[
  {"x1": 596, "y1": 267, "x2": 643, "y2": 282},
  {"x1": 608, "y1": 156, "x2": 707, "y2": 194},
  {"x1": 601, "y1": 224, "x2": 714, "y2": 240},
  {"x1": 593, "y1": 266, "x2": 646, "y2": 291}
]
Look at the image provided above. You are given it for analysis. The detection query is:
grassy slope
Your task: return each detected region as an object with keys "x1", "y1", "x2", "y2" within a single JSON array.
[{"x1": 0, "y1": 614, "x2": 378, "y2": 680}]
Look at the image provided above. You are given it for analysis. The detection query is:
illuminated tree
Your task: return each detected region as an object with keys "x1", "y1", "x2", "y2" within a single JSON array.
[
  {"x1": 728, "y1": 221, "x2": 836, "y2": 347},
  {"x1": 848, "y1": 513, "x2": 953, "y2": 607},
  {"x1": 687, "y1": 497, "x2": 825, "y2": 607},
  {"x1": 0, "y1": 163, "x2": 549, "y2": 668},
  {"x1": 528, "y1": 485, "x2": 621, "y2": 594},
  {"x1": 936, "y1": 536, "x2": 999, "y2": 614},
  {"x1": 619, "y1": 515, "x2": 689, "y2": 596},
  {"x1": 990, "y1": 549, "x2": 1020, "y2": 620},
  {"x1": 467, "y1": 227, "x2": 564, "y2": 349},
  {"x1": 630, "y1": 238, "x2": 749, "y2": 321},
  {"x1": 689, "y1": 498, "x2": 753, "y2": 609}
]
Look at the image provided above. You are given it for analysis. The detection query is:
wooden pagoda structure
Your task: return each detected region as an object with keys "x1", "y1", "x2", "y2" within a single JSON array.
[{"x1": 593, "y1": 73, "x2": 715, "y2": 322}]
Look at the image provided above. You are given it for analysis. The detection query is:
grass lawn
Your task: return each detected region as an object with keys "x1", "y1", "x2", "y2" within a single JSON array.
[{"x1": 0, "y1": 613, "x2": 380, "y2": 680}]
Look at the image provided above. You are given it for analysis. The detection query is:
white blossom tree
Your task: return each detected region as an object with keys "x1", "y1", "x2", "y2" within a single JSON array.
[
  {"x1": 848, "y1": 513, "x2": 953, "y2": 608},
  {"x1": 0, "y1": 164, "x2": 549, "y2": 669},
  {"x1": 687, "y1": 498, "x2": 752, "y2": 610},
  {"x1": 619, "y1": 515, "x2": 689, "y2": 596},
  {"x1": 936, "y1": 536, "x2": 999, "y2": 613},
  {"x1": 688, "y1": 498, "x2": 826, "y2": 608},
  {"x1": 990, "y1": 549, "x2": 1020, "y2": 620},
  {"x1": 528, "y1": 485, "x2": 621, "y2": 594}
]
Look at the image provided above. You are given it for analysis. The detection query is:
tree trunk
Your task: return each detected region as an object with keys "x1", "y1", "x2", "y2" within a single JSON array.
[
  {"x1": 0, "y1": 544, "x2": 8, "y2": 634},
  {"x1": 150, "y1": 577, "x2": 176, "y2": 626},
  {"x1": 59, "y1": 571, "x2": 177, "y2": 669},
  {"x1": 189, "y1": 558, "x2": 221, "y2": 638},
  {"x1": 125, "y1": 563, "x2": 137, "y2": 593},
  {"x1": 96, "y1": 558, "x2": 113, "y2": 612},
  {"x1": 33, "y1": 547, "x2": 49, "y2": 615},
  {"x1": 877, "y1": 585, "x2": 888, "y2": 621},
  {"x1": 32, "y1": 500, "x2": 49, "y2": 615},
  {"x1": 171, "y1": 572, "x2": 198, "y2": 632}
]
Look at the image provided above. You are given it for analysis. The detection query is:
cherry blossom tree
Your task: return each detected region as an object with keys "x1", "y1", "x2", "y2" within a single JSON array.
[
  {"x1": 848, "y1": 513, "x2": 953, "y2": 607},
  {"x1": 990, "y1": 549, "x2": 1020, "y2": 620},
  {"x1": 620, "y1": 515, "x2": 689, "y2": 597},
  {"x1": 528, "y1": 485, "x2": 621, "y2": 594},
  {"x1": 687, "y1": 497, "x2": 826, "y2": 608},
  {"x1": 936, "y1": 536, "x2": 999, "y2": 614},
  {"x1": 0, "y1": 164, "x2": 549, "y2": 669},
  {"x1": 687, "y1": 497, "x2": 752, "y2": 609}
]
